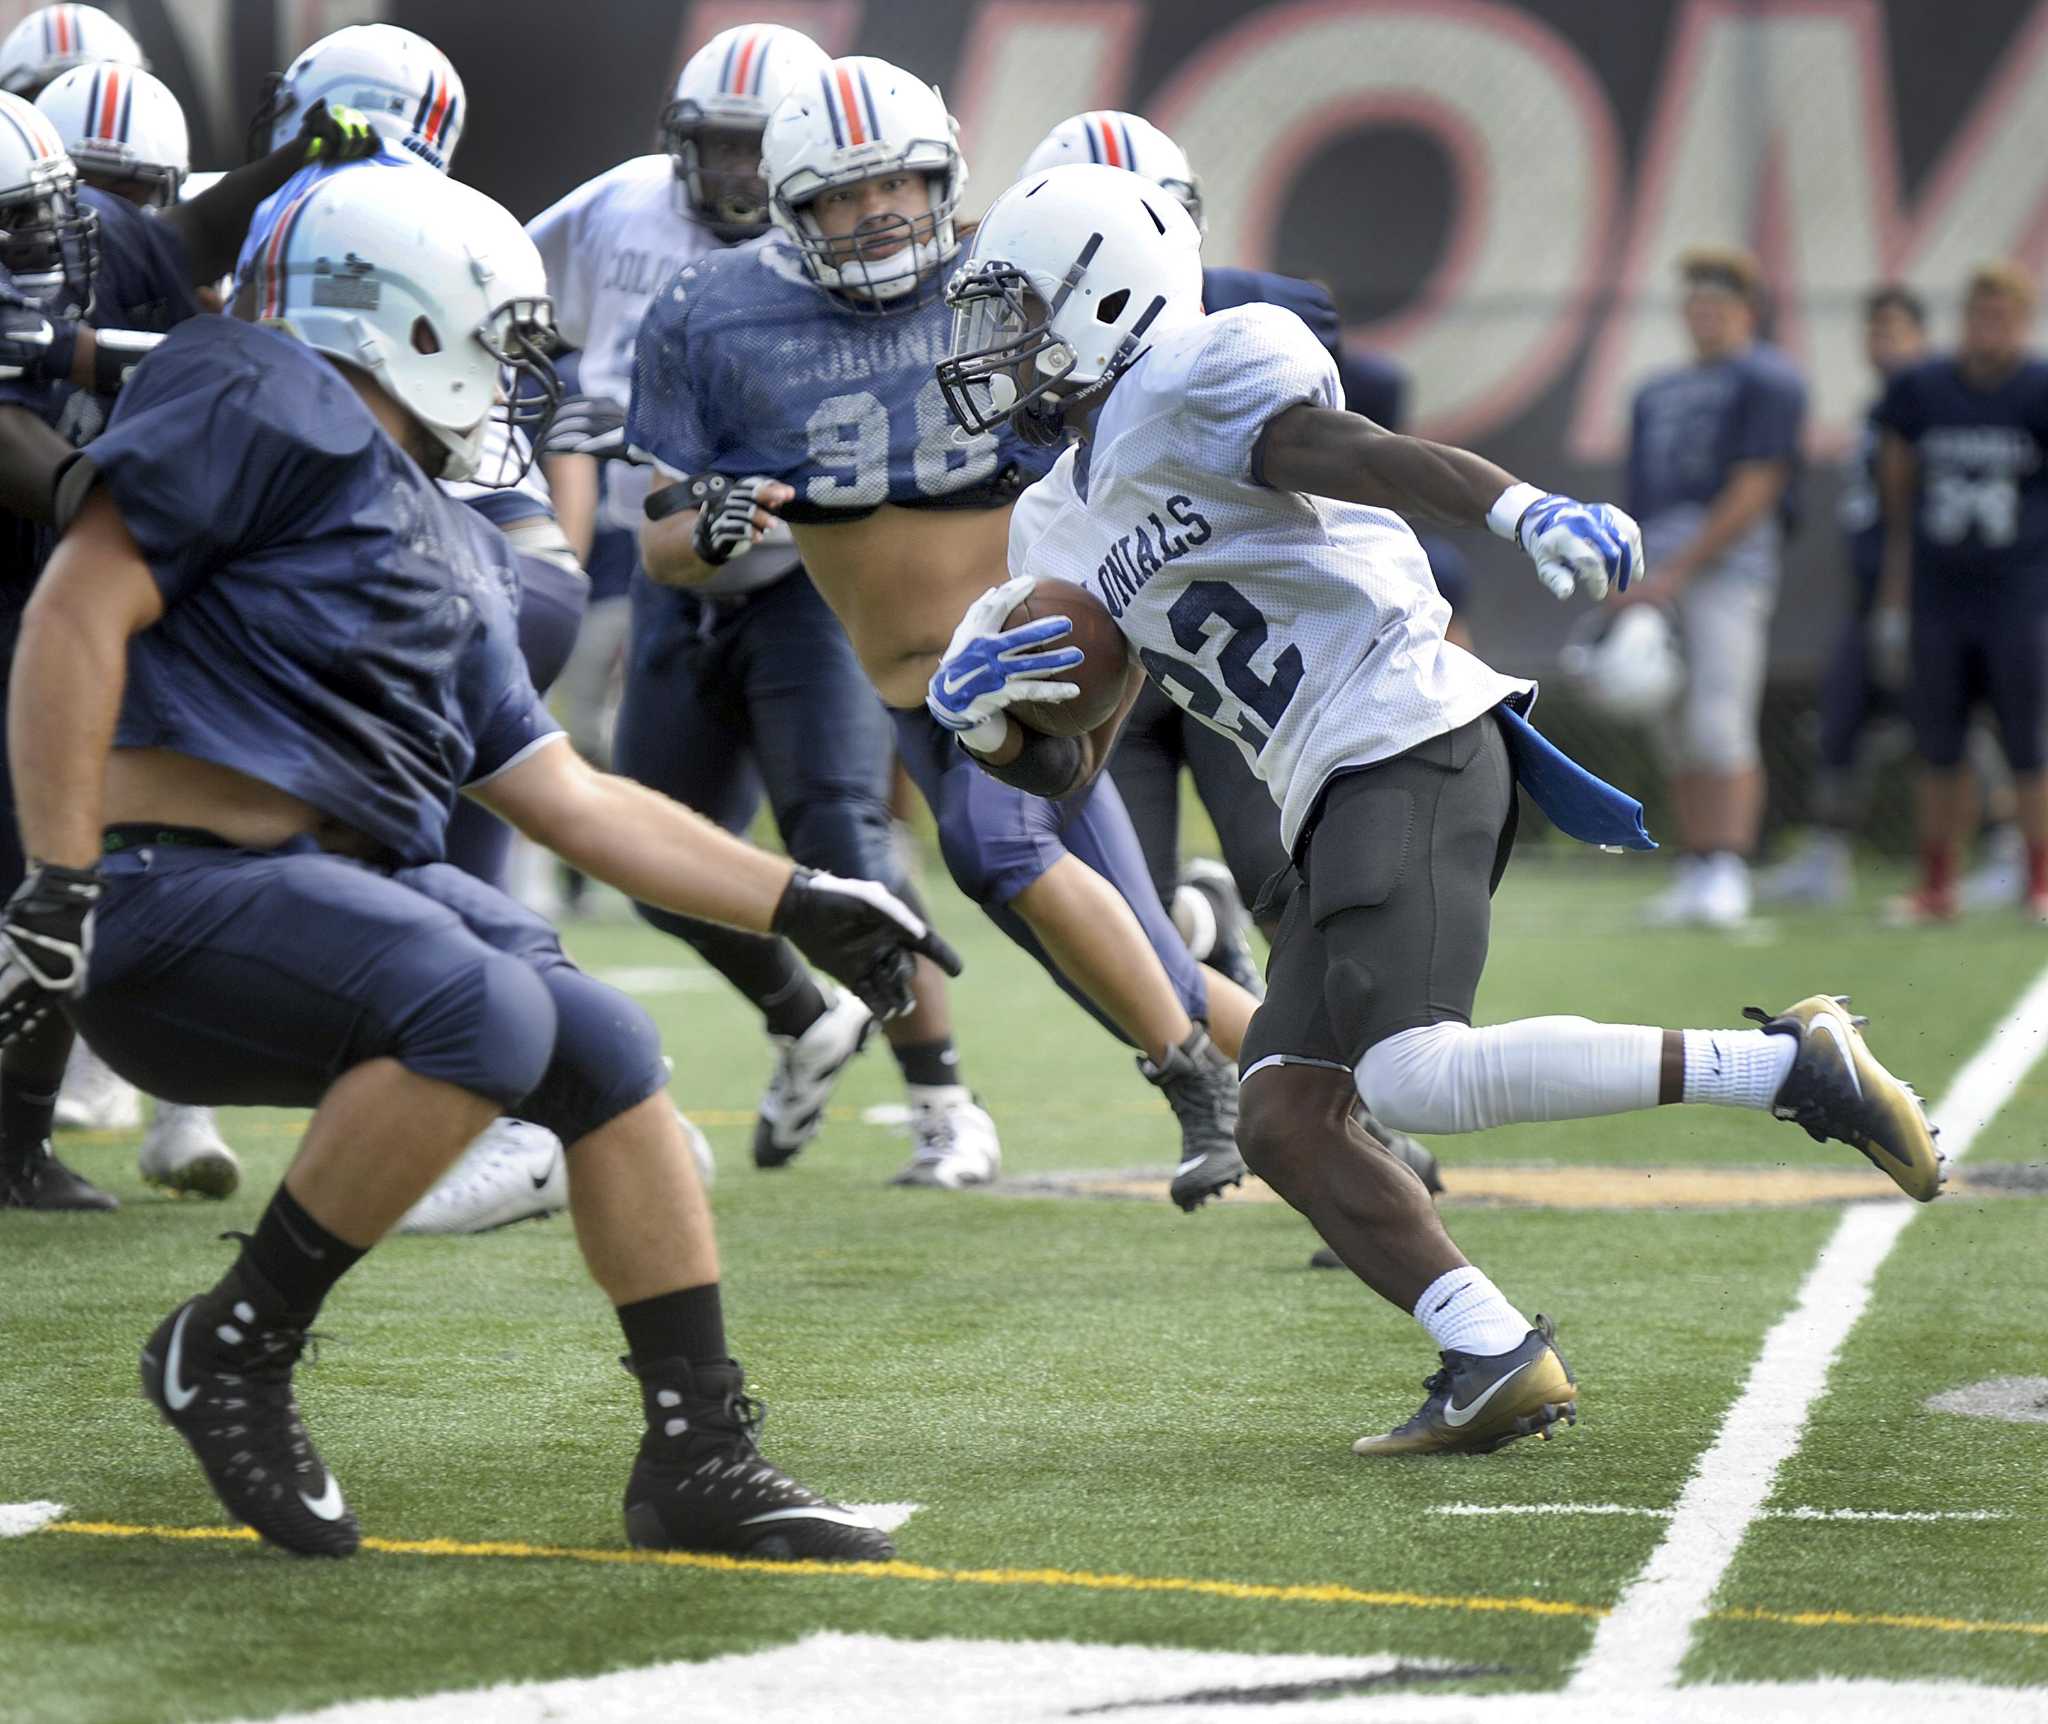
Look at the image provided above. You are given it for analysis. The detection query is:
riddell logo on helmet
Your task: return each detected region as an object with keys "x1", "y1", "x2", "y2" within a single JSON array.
[
  {"x1": 345, "y1": 84, "x2": 408, "y2": 117},
  {"x1": 311, "y1": 252, "x2": 379, "y2": 311}
]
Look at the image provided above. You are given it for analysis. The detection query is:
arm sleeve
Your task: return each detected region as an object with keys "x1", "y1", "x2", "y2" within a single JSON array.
[
  {"x1": 1186, "y1": 304, "x2": 1341, "y2": 486},
  {"x1": 58, "y1": 343, "x2": 358, "y2": 607},
  {"x1": 625, "y1": 283, "x2": 715, "y2": 476},
  {"x1": 1731, "y1": 362, "x2": 1806, "y2": 463}
]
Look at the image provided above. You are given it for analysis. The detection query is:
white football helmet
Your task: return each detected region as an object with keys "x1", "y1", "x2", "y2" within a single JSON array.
[
  {"x1": 937, "y1": 161, "x2": 1203, "y2": 446},
  {"x1": 247, "y1": 168, "x2": 558, "y2": 484},
  {"x1": 761, "y1": 55, "x2": 964, "y2": 305},
  {"x1": 252, "y1": 23, "x2": 463, "y2": 172},
  {"x1": 1558, "y1": 605, "x2": 1685, "y2": 724},
  {"x1": 0, "y1": 89, "x2": 95, "y2": 314},
  {"x1": 1021, "y1": 111, "x2": 1204, "y2": 235},
  {"x1": 35, "y1": 62, "x2": 186, "y2": 206},
  {"x1": 0, "y1": 5, "x2": 143, "y2": 100},
  {"x1": 662, "y1": 22, "x2": 828, "y2": 239}
]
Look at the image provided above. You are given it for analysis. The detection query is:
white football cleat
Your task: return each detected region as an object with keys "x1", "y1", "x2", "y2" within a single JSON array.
[
  {"x1": 137, "y1": 1104, "x2": 240, "y2": 1199},
  {"x1": 1755, "y1": 833, "x2": 1852, "y2": 908},
  {"x1": 1639, "y1": 855, "x2": 1707, "y2": 928},
  {"x1": 890, "y1": 1085, "x2": 1001, "y2": 1189},
  {"x1": 54, "y1": 1040, "x2": 142, "y2": 1132},
  {"x1": 752, "y1": 987, "x2": 874, "y2": 1169},
  {"x1": 1962, "y1": 824, "x2": 2025, "y2": 911},
  {"x1": 1693, "y1": 852, "x2": 1753, "y2": 930},
  {"x1": 394, "y1": 1118, "x2": 567, "y2": 1235}
]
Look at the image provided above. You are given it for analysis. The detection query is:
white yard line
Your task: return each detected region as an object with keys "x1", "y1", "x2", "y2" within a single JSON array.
[
  {"x1": 1432, "y1": 1504, "x2": 2009, "y2": 1523},
  {"x1": 1567, "y1": 964, "x2": 2048, "y2": 1696},
  {"x1": 0, "y1": 1501, "x2": 64, "y2": 1537}
]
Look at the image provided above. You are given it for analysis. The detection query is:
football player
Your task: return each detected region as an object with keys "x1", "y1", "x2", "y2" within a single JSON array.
[
  {"x1": 1874, "y1": 262, "x2": 2048, "y2": 924},
  {"x1": 0, "y1": 89, "x2": 377, "y2": 1210},
  {"x1": 629, "y1": 60, "x2": 1258, "y2": 1208},
  {"x1": 237, "y1": 22, "x2": 612, "y2": 1233},
  {"x1": 531, "y1": 26, "x2": 1006, "y2": 1190},
  {"x1": 0, "y1": 4, "x2": 140, "y2": 100},
  {"x1": 0, "y1": 168, "x2": 946, "y2": 1560},
  {"x1": 34, "y1": 62, "x2": 186, "y2": 207},
  {"x1": 933, "y1": 164, "x2": 1943, "y2": 1454}
]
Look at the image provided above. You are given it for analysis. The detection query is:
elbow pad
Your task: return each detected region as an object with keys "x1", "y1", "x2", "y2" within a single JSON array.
[{"x1": 961, "y1": 729, "x2": 1084, "y2": 800}]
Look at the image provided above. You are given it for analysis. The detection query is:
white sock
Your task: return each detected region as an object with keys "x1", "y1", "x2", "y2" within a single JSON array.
[
  {"x1": 1414, "y1": 1267, "x2": 1530, "y2": 1357},
  {"x1": 1358, "y1": 1018, "x2": 1664, "y2": 1136},
  {"x1": 1681, "y1": 1027, "x2": 1797, "y2": 1109}
]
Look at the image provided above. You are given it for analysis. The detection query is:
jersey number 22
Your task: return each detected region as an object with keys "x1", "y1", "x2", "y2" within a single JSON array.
[{"x1": 1140, "y1": 580, "x2": 1303, "y2": 759}]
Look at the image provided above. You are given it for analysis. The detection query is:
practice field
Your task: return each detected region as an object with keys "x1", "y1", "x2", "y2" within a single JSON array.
[{"x1": 3, "y1": 846, "x2": 2046, "y2": 1723}]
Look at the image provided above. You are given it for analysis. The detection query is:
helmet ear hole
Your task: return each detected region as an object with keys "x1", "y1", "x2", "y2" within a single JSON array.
[
  {"x1": 1096, "y1": 288, "x2": 1129, "y2": 324},
  {"x1": 410, "y1": 316, "x2": 442, "y2": 356}
]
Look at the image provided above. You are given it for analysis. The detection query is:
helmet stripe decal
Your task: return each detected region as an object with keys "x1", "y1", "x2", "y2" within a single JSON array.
[
  {"x1": 0, "y1": 103, "x2": 41, "y2": 163},
  {"x1": 421, "y1": 75, "x2": 452, "y2": 150},
  {"x1": 856, "y1": 66, "x2": 882, "y2": 141},
  {"x1": 116, "y1": 73, "x2": 132, "y2": 142},
  {"x1": 718, "y1": 34, "x2": 740, "y2": 92},
  {"x1": 259, "y1": 180, "x2": 323, "y2": 321},
  {"x1": 97, "y1": 67, "x2": 120, "y2": 139},
  {"x1": 1082, "y1": 116, "x2": 1101, "y2": 163},
  {"x1": 1098, "y1": 117, "x2": 1122, "y2": 167},
  {"x1": 731, "y1": 33, "x2": 759, "y2": 96},
  {"x1": 817, "y1": 69, "x2": 844, "y2": 146},
  {"x1": 749, "y1": 37, "x2": 771, "y2": 94},
  {"x1": 833, "y1": 64, "x2": 864, "y2": 146},
  {"x1": 52, "y1": 7, "x2": 70, "y2": 55},
  {"x1": 412, "y1": 74, "x2": 435, "y2": 134},
  {"x1": 1119, "y1": 120, "x2": 1137, "y2": 165}
]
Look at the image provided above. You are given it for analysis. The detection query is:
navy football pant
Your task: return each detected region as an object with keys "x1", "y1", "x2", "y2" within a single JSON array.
[
  {"x1": 72, "y1": 836, "x2": 668, "y2": 1145},
  {"x1": 443, "y1": 551, "x2": 590, "y2": 887},
  {"x1": 891, "y1": 707, "x2": 1207, "y2": 1045},
  {"x1": 1911, "y1": 576, "x2": 2048, "y2": 772},
  {"x1": 613, "y1": 570, "x2": 903, "y2": 1011},
  {"x1": 1109, "y1": 679, "x2": 1290, "y2": 918}
]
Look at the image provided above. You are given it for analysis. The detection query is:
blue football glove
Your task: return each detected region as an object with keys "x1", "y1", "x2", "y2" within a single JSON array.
[
  {"x1": 1517, "y1": 494, "x2": 1645, "y2": 601},
  {"x1": 927, "y1": 576, "x2": 1084, "y2": 752}
]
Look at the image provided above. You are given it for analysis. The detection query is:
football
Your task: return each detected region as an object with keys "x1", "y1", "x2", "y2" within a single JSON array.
[{"x1": 1003, "y1": 577, "x2": 1131, "y2": 737}]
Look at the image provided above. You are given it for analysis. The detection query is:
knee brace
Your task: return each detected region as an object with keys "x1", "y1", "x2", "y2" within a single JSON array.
[
  {"x1": 515, "y1": 964, "x2": 669, "y2": 1147},
  {"x1": 392, "y1": 949, "x2": 557, "y2": 1108}
]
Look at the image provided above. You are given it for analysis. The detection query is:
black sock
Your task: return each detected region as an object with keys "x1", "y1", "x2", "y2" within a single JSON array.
[
  {"x1": 236, "y1": 1185, "x2": 366, "y2": 1326},
  {"x1": 892, "y1": 1037, "x2": 962, "y2": 1090},
  {"x1": 760, "y1": 968, "x2": 829, "y2": 1040},
  {"x1": 0, "y1": 1080, "x2": 60, "y2": 1170},
  {"x1": 618, "y1": 1284, "x2": 727, "y2": 1374}
]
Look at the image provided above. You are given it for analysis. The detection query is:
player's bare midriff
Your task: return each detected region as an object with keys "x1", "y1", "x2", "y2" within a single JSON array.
[
  {"x1": 791, "y1": 500, "x2": 1014, "y2": 709},
  {"x1": 103, "y1": 748, "x2": 382, "y2": 858}
]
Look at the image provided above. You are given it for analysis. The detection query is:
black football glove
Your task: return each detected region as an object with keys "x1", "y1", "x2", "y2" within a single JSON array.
[
  {"x1": 771, "y1": 867, "x2": 962, "y2": 1021},
  {"x1": 686, "y1": 473, "x2": 779, "y2": 565},
  {"x1": 0, "y1": 863, "x2": 100, "y2": 1047},
  {"x1": 540, "y1": 393, "x2": 632, "y2": 459},
  {"x1": 299, "y1": 100, "x2": 377, "y2": 163}
]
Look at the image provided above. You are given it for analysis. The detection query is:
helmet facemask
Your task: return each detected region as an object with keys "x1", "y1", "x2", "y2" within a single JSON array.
[
  {"x1": 245, "y1": 71, "x2": 292, "y2": 162},
  {"x1": 661, "y1": 104, "x2": 771, "y2": 240},
  {"x1": 0, "y1": 169, "x2": 96, "y2": 316},
  {"x1": 776, "y1": 157, "x2": 957, "y2": 310},
  {"x1": 937, "y1": 235, "x2": 1165, "y2": 447},
  {"x1": 440, "y1": 295, "x2": 561, "y2": 485}
]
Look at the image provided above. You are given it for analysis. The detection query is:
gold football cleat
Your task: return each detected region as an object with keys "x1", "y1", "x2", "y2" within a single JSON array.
[{"x1": 1352, "y1": 1315, "x2": 1578, "y2": 1457}]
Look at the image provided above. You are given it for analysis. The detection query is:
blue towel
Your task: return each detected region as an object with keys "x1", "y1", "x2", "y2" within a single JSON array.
[{"x1": 1496, "y1": 703, "x2": 1656, "y2": 852}]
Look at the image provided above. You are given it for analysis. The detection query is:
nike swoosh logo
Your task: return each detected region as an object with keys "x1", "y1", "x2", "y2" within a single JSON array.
[
  {"x1": 163, "y1": 1306, "x2": 200, "y2": 1412},
  {"x1": 1442, "y1": 1359, "x2": 1536, "y2": 1428},
  {"x1": 529, "y1": 1150, "x2": 558, "y2": 1193},
  {"x1": 299, "y1": 1473, "x2": 347, "y2": 1522},
  {"x1": 738, "y1": 1505, "x2": 880, "y2": 1531},
  {"x1": 1808, "y1": 1015, "x2": 1863, "y2": 1100},
  {"x1": 1174, "y1": 1155, "x2": 1212, "y2": 1177}
]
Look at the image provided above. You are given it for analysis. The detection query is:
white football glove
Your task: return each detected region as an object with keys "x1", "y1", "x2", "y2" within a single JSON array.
[
  {"x1": 1498, "y1": 489, "x2": 1646, "y2": 602},
  {"x1": 926, "y1": 575, "x2": 1084, "y2": 753}
]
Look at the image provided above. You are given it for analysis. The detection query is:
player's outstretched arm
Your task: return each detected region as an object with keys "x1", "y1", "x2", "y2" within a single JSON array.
[
  {"x1": 1254, "y1": 404, "x2": 1643, "y2": 601},
  {"x1": 473, "y1": 741, "x2": 960, "y2": 1018}
]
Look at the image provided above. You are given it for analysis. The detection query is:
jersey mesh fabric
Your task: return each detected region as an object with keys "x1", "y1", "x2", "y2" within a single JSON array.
[{"x1": 1010, "y1": 302, "x2": 1527, "y2": 852}]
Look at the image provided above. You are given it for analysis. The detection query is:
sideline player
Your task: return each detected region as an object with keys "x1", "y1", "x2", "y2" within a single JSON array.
[
  {"x1": 0, "y1": 90, "x2": 377, "y2": 1210},
  {"x1": 1758, "y1": 285, "x2": 1927, "y2": 907},
  {"x1": 1874, "y1": 262, "x2": 2048, "y2": 924},
  {"x1": 534, "y1": 26, "x2": 1000, "y2": 1189},
  {"x1": 630, "y1": 60, "x2": 1255, "y2": 1209},
  {"x1": 933, "y1": 164, "x2": 1943, "y2": 1454},
  {"x1": 0, "y1": 169, "x2": 947, "y2": 1560}
]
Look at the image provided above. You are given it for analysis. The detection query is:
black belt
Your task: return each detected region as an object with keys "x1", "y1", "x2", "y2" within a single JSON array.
[{"x1": 102, "y1": 824, "x2": 233, "y2": 854}]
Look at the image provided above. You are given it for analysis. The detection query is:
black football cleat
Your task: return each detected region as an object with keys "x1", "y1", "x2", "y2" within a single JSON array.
[
  {"x1": 1746, "y1": 994, "x2": 1946, "y2": 1202},
  {"x1": 622, "y1": 1357, "x2": 895, "y2": 1562},
  {"x1": 2, "y1": 1144, "x2": 118, "y2": 1211},
  {"x1": 1139, "y1": 1028, "x2": 1246, "y2": 1211},
  {"x1": 1352, "y1": 1315, "x2": 1578, "y2": 1456},
  {"x1": 139, "y1": 1268, "x2": 359, "y2": 1558}
]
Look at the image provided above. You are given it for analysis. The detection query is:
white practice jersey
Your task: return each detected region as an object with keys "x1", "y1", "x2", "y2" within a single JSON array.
[
  {"x1": 1010, "y1": 302, "x2": 1529, "y2": 851},
  {"x1": 527, "y1": 153, "x2": 797, "y2": 595}
]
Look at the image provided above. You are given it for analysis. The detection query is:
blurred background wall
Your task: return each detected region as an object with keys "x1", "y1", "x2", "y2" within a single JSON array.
[{"x1": 19, "y1": 0, "x2": 2047, "y2": 839}]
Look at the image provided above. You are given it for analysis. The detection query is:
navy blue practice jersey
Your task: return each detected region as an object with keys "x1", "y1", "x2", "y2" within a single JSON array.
[
  {"x1": 1838, "y1": 404, "x2": 1883, "y2": 602},
  {"x1": 1875, "y1": 355, "x2": 2048, "y2": 582},
  {"x1": 0, "y1": 188, "x2": 200, "y2": 609},
  {"x1": 72, "y1": 316, "x2": 557, "y2": 866},
  {"x1": 1628, "y1": 342, "x2": 1806, "y2": 528},
  {"x1": 627, "y1": 234, "x2": 1053, "y2": 525}
]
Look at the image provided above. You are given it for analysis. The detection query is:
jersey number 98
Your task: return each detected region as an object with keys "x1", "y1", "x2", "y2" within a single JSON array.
[{"x1": 804, "y1": 380, "x2": 999, "y2": 507}]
